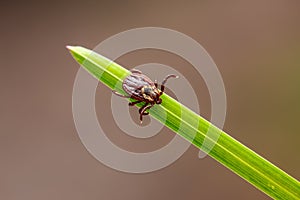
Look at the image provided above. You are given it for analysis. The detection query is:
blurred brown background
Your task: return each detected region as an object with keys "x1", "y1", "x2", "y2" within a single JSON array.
[{"x1": 1, "y1": 1, "x2": 299, "y2": 200}]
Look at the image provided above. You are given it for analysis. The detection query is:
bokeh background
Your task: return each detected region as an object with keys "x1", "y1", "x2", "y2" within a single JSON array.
[{"x1": 1, "y1": 1, "x2": 299, "y2": 199}]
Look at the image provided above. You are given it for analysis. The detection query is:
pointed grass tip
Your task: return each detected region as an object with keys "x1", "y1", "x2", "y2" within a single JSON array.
[{"x1": 66, "y1": 45, "x2": 74, "y2": 51}]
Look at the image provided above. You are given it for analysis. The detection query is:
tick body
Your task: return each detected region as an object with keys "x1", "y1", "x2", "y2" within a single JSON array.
[{"x1": 113, "y1": 69, "x2": 178, "y2": 124}]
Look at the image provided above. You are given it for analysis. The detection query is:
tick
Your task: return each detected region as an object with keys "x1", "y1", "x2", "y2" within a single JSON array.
[{"x1": 113, "y1": 69, "x2": 178, "y2": 124}]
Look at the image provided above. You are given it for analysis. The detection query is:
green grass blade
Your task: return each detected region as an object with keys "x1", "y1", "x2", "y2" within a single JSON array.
[{"x1": 67, "y1": 45, "x2": 300, "y2": 200}]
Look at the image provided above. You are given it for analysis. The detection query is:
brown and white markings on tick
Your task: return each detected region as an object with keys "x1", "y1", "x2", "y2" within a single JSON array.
[{"x1": 112, "y1": 69, "x2": 178, "y2": 124}]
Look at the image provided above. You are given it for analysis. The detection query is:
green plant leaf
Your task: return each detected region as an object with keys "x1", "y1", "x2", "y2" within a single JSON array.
[{"x1": 67, "y1": 45, "x2": 300, "y2": 200}]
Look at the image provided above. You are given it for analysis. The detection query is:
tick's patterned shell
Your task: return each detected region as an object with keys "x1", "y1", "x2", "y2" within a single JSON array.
[{"x1": 122, "y1": 72, "x2": 155, "y2": 101}]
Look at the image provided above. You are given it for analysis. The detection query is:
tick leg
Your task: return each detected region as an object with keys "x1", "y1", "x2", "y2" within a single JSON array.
[
  {"x1": 130, "y1": 69, "x2": 142, "y2": 74},
  {"x1": 112, "y1": 90, "x2": 131, "y2": 98},
  {"x1": 129, "y1": 100, "x2": 142, "y2": 106},
  {"x1": 139, "y1": 103, "x2": 149, "y2": 114},
  {"x1": 161, "y1": 74, "x2": 179, "y2": 92},
  {"x1": 139, "y1": 106, "x2": 150, "y2": 116},
  {"x1": 138, "y1": 103, "x2": 148, "y2": 123},
  {"x1": 139, "y1": 104, "x2": 154, "y2": 124}
]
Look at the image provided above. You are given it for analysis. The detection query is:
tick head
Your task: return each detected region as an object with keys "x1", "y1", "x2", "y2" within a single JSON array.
[{"x1": 142, "y1": 86, "x2": 162, "y2": 103}]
